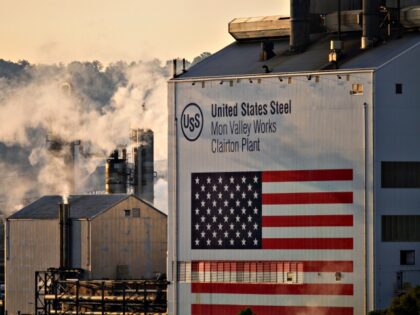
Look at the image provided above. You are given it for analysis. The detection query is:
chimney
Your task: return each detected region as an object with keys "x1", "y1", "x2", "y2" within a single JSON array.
[
  {"x1": 59, "y1": 201, "x2": 71, "y2": 269},
  {"x1": 131, "y1": 129, "x2": 154, "y2": 204},
  {"x1": 290, "y1": 0, "x2": 311, "y2": 52},
  {"x1": 361, "y1": 0, "x2": 381, "y2": 48}
]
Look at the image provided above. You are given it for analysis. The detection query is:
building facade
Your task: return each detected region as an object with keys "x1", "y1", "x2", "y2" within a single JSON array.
[
  {"x1": 6, "y1": 194, "x2": 167, "y2": 315},
  {"x1": 167, "y1": 13, "x2": 420, "y2": 315}
]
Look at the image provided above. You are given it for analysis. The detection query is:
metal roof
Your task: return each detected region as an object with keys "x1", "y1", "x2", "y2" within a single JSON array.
[
  {"x1": 8, "y1": 194, "x2": 130, "y2": 220},
  {"x1": 177, "y1": 33, "x2": 420, "y2": 79}
]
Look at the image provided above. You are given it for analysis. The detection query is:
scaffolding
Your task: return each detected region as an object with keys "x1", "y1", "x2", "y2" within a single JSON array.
[{"x1": 35, "y1": 269, "x2": 168, "y2": 315}]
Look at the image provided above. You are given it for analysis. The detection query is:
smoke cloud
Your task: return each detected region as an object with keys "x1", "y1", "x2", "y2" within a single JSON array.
[{"x1": 0, "y1": 54, "x2": 209, "y2": 215}]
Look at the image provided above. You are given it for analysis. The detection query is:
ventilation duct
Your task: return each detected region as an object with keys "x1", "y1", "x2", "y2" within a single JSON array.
[
  {"x1": 290, "y1": 0, "x2": 311, "y2": 52},
  {"x1": 362, "y1": 0, "x2": 381, "y2": 48},
  {"x1": 228, "y1": 16, "x2": 290, "y2": 40},
  {"x1": 59, "y1": 202, "x2": 71, "y2": 269}
]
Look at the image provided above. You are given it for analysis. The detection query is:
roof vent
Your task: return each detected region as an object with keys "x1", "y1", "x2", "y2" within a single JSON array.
[
  {"x1": 325, "y1": 10, "x2": 363, "y2": 32},
  {"x1": 260, "y1": 40, "x2": 276, "y2": 61},
  {"x1": 229, "y1": 16, "x2": 290, "y2": 41}
]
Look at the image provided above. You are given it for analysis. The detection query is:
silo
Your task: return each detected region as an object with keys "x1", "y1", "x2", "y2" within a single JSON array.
[{"x1": 131, "y1": 129, "x2": 154, "y2": 204}]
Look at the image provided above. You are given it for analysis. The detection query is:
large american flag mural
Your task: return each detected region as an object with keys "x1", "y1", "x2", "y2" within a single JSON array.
[
  {"x1": 187, "y1": 169, "x2": 355, "y2": 315},
  {"x1": 170, "y1": 74, "x2": 369, "y2": 315}
]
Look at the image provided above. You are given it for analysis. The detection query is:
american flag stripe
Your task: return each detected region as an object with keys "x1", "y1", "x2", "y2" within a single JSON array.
[
  {"x1": 192, "y1": 293, "x2": 354, "y2": 308},
  {"x1": 190, "y1": 272, "x2": 354, "y2": 284},
  {"x1": 191, "y1": 283, "x2": 353, "y2": 295},
  {"x1": 262, "y1": 238, "x2": 353, "y2": 250},
  {"x1": 262, "y1": 204, "x2": 355, "y2": 216},
  {"x1": 262, "y1": 226, "x2": 354, "y2": 238},
  {"x1": 262, "y1": 215, "x2": 353, "y2": 227},
  {"x1": 262, "y1": 169, "x2": 353, "y2": 182},
  {"x1": 260, "y1": 169, "x2": 353, "y2": 250},
  {"x1": 189, "y1": 294, "x2": 354, "y2": 308},
  {"x1": 263, "y1": 180, "x2": 351, "y2": 193},
  {"x1": 192, "y1": 304, "x2": 354, "y2": 315},
  {"x1": 191, "y1": 260, "x2": 353, "y2": 272},
  {"x1": 193, "y1": 250, "x2": 355, "y2": 260},
  {"x1": 262, "y1": 192, "x2": 353, "y2": 205}
]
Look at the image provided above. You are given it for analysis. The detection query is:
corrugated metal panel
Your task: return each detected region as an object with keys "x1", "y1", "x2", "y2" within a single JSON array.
[
  {"x1": 373, "y1": 42, "x2": 420, "y2": 309},
  {"x1": 90, "y1": 196, "x2": 167, "y2": 279},
  {"x1": 8, "y1": 194, "x2": 129, "y2": 219},
  {"x1": 5, "y1": 219, "x2": 60, "y2": 315},
  {"x1": 170, "y1": 72, "x2": 373, "y2": 314},
  {"x1": 177, "y1": 33, "x2": 420, "y2": 78}
]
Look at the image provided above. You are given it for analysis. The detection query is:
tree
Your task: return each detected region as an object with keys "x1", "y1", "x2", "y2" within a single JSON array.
[
  {"x1": 369, "y1": 286, "x2": 420, "y2": 315},
  {"x1": 388, "y1": 286, "x2": 420, "y2": 315},
  {"x1": 238, "y1": 308, "x2": 255, "y2": 315}
]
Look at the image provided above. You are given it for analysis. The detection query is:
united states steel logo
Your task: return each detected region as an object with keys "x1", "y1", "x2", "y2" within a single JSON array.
[{"x1": 181, "y1": 103, "x2": 203, "y2": 141}]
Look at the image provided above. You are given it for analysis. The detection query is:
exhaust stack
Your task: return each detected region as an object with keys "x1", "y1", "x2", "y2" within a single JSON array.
[
  {"x1": 290, "y1": 0, "x2": 311, "y2": 52},
  {"x1": 361, "y1": 0, "x2": 381, "y2": 48},
  {"x1": 59, "y1": 202, "x2": 71, "y2": 269}
]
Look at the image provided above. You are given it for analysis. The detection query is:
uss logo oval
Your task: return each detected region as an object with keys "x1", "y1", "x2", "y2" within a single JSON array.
[{"x1": 181, "y1": 103, "x2": 203, "y2": 141}]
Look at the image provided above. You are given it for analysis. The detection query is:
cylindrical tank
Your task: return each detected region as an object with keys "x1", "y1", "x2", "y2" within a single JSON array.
[
  {"x1": 361, "y1": 0, "x2": 381, "y2": 48},
  {"x1": 290, "y1": 0, "x2": 311, "y2": 52},
  {"x1": 105, "y1": 150, "x2": 128, "y2": 194},
  {"x1": 131, "y1": 129, "x2": 154, "y2": 204},
  {"x1": 310, "y1": 0, "x2": 361, "y2": 14}
]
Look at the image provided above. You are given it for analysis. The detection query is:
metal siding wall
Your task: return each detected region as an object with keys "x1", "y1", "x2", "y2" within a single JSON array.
[
  {"x1": 80, "y1": 220, "x2": 91, "y2": 277},
  {"x1": 5, "y1": 219, "x2": 60, "y2": 315},
  {"x1": 167, "y1": 81, "x2": 177, "y2": 315},
  {"x1": 90, "y1": 196, "x2": 167, "y2": 279},
  {"x1": 374, "y1": 43, "x2": 420, "y2": 309},
  {"x1": 71, "y1": 220, "x2": 82, "y2": 268},
  {"x1": 172, "y1": 72, "x2": 373, "y2": 315}
]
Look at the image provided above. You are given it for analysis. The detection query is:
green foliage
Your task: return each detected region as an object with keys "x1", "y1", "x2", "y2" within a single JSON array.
[
  {"x1": 369, "y1": 310, "x2": 387, "y2": 315},
  {"x1": 238, "y1": 308, "x2": 254, "y2": 315},
  {"x1": 369, "y1": 286, "x2": 420, "y2": 315},
  {"x1": 388, "y1": 286, "x2": 420, "y2": 315}
]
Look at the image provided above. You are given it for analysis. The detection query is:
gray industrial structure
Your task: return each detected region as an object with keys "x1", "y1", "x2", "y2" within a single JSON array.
[
  {"x1": 132, "y1": 129, "x2": 154, "y2": 204},
  {"x1": 5, "y1": 194, "x2": 167, "y2": 315},
  {"x1": 168, "y1": 0, "x2": 420, "y2": 314},
  {"x1": 105, "y1": 129, "x2": 154, "y2": 204}
]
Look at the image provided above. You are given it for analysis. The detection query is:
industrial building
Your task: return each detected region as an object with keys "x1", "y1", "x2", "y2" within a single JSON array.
[
  {"x1": 168, "y1": 0, "x2": 420, "y2": 314},
  {"x1": 5, "y1": 194, "x2": 167, "y2": 315},
  {"x1": 106, "y1": 129, "x2": 155, "y2": 204}
]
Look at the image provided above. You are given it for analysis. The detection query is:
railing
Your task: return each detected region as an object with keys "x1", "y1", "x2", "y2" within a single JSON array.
[
  {"x1": 395, "y1": 270, "x2": 420, "y2": 295},
  {"x1": 35, "y1": 268, "x2": 168, "y2": 315}
]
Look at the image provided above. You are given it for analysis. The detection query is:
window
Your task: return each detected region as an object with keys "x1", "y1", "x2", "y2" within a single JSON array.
[
  {"x1": 400, "y1": 250, "x2": 415, "y2": 265},
  {"x1": 381, "y1": 162, "x2": 420, "y2": 188},
  {"x1": 382, "y1": 215, "x2": 420, "y2": 242},
  {"x1": 187, "y1": 261, "x2": 303, "y2": 284},
  {"x1": 396, "y1": 83, "x2": 403, "y2": 94},
  {"x1": 132, "y1": 208, "x2": 141, "y2": 218},
  {"x1": 124, "y1": 209, "x2": 131, "y2": 217},
  {"x1": 351, "y1": 83, "x2": 364, "y2": 95},
  {"x1": 177, "y1": 261, "x2": 192, "y2": 282}
]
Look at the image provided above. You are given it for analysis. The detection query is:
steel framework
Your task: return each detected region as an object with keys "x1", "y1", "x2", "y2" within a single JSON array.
[{"x1": 35, "y1": 269, "x2": 168, "y2": 315}]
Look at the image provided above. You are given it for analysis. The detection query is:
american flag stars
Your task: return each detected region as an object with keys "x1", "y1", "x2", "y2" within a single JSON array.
[{"x1": 191, "y1": 172, "x2": 262, "y2": 249}]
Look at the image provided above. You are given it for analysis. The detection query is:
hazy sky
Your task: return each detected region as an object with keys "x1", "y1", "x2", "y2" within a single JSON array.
[{"x1": 0, "y1": 0, "x2": 289, "y2": 64}]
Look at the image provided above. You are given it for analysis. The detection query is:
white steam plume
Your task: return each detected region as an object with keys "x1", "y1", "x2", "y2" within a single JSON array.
[{"x1": 0, "y1": 59, "x2": 176, "y2": 214}]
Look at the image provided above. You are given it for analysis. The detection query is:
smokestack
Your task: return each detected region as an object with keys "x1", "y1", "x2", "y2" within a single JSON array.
[
  {"x1": 131, "y1": 129, "x2": 154, "y2": 204},
  {"x1": 59, "y1": 201, "x2": 71, "y2": 269},
  {"x1": 290, "y1": 0, "x2": 311, "y2": 52},
  {"x1": 361, "y1": 0, "x2": 381, "y2": 48},
  {"x1": 105, "y1": 149, "x2": 128, "y2": 194}
]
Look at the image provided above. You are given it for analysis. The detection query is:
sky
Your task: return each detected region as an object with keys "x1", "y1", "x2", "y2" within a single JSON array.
[{"x1": 0, "y1": 0, "x2": 289, "y2": 64}]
